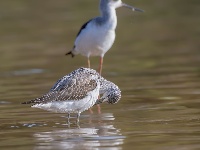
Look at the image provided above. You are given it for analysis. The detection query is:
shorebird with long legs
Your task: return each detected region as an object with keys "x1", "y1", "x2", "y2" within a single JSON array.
[
  {"x1": 22, "y1": 68, "x2": 121, "y2": 124},
  {"x1": 66, "y1": 0, "x2": 143, "y2": 113},
  {"x1": 66, "y1": 0, "x2": 144, "y2": 75}
]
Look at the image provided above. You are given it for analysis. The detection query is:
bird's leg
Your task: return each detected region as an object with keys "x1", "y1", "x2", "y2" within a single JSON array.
[
  {"x1": 87, "y1": 57, "x2": 90, "y2": 68},
  {"x1": 76, "y1": 112, "x2": 80, "y2": 124},
  {"x1": 96, "y1": 57, "x2": 103, "y2": 114},
  {"x1": 89, "y1": 108, "x2": 93, "y2": 114},
  {"x1": 99, "y1": 57, "x2": 103, "y2": 75},
  {"x1": 67, "y1": 113, "x2": 70, "y2": 124},
  {"x1": 97, "y1": 96, "x2": 101, "y2": 114},
  {"x1": 88, "y1": 56, "x2": 94, "y2": 114}
]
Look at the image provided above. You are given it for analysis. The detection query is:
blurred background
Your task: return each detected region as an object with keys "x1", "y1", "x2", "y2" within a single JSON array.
[{"x1": 0, "y1": 0, "x2": 200, "y2": 150}]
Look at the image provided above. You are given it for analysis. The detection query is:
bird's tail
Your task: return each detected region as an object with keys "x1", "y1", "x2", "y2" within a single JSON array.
[{"x1": 65, "y1": 51, "x2": 75, "y2": 58}]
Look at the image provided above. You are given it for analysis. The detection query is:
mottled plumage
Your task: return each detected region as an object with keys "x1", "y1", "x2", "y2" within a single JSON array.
[
  {"x1": 22, "y1": 67, "x2": 121, "y2": 123},
  {"x1": 24, "y1": 79, "x2": 97, "y2": 104}
]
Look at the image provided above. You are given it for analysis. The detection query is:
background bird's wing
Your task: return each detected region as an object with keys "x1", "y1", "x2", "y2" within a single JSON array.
[
  {"x1": 75, "y1": 19, "x2": 92, "y2": 38},
  {"x1": 22, "y1": 78, "x2": 98, "y2": 104}
]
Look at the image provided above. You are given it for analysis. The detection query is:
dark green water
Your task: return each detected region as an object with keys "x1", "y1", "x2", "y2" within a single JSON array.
[{"x1": 0, "y1": 0, "x2": 200, "y2": 150}]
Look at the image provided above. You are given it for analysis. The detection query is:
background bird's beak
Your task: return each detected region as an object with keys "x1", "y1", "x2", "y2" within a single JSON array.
[{"x1": 121, "y1": 3, "x2": 144, "y2": 12}]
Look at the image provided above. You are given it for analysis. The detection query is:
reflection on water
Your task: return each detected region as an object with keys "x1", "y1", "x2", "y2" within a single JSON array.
[
  {"x1": 0, "y1": 113, "x2": 125, "y2": 150},
  {"x1": 0, "y1": 112, "x2": 124, "y2": 149},
  {"x1": 1, "y1": 113, "x2": 124, "y2": 150},
  {"x1": 32, "y1": 113, "x2": 124, "y2": 150},
  {"x1": 33, "y1": 114, "x2": 124, "y2": 150}
]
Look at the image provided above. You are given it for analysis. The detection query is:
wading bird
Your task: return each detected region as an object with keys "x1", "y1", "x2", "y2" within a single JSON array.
[
  {"x1": 22, "y1": 68, "x2": 121, "y2": 124},
  {"x1": 66, "y1": 0, "x2": 143, "y2": 75}
]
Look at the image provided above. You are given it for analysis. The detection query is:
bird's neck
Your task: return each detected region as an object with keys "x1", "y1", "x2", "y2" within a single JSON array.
[{"x1": 100, "y1": 7, "x2": 117, "y2": 30}]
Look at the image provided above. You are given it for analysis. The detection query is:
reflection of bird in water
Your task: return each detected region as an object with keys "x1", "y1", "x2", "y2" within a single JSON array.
[
  {"x1": 33, "y1": 120, "x2": 124, "y2": 150},
  {"x1": 66, "y1": 0, "x2": 144, "y2": 75},
  {"x1": 22, "y1": 68, "x2": 121, "y2": 123}
]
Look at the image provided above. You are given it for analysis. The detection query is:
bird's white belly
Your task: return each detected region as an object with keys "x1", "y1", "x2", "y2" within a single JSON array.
[
  {"x1": 75, "y1": 24, "x2": 116, "y2": 57},
  {"x1": 32, "y1": 90, "x2": 99, "y2": 113}
]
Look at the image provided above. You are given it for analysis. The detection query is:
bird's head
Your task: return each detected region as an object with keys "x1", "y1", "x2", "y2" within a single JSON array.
[
  {"x1": 98, "y1": 86, "x2": 121, "y2": 104},
  {"x1": 101, "y1": 0, "x2": 144, "y2": 12}
]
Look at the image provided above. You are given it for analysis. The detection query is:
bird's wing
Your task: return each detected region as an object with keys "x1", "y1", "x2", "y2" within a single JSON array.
[
  {"x1": 55, "y1": 78, "x2": 98, "y2": 101},
  {"x1": 75, "y1": 19, "x2": 92, "y2": 38},
  {"x1": 49, "y1": 75, "x2": 72, "y2": 92},
  {"x1": 65, "y1": 19, "x2": 92, "y2": 56},
  {"x1": 22, "y1": 78, "x2": 98, "y2": 104}
]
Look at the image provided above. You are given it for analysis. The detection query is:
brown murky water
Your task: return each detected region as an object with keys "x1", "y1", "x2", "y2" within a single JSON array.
[{"x1": 0, "y1": 0, "x2": 200, "y2": 150}]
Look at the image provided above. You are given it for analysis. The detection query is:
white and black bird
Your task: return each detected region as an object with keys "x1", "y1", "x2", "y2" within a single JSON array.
[
  {"x1": 22, "y1": 68, "x2": 121, "y2": 123},
  {"x1": 66, "y1": 0, "x2": 143, "y2": 75}
]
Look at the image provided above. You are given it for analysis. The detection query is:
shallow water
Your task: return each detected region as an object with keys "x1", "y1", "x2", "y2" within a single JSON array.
[{"x1": 0, "y1": 0, "x2": 200, "y2": 150}]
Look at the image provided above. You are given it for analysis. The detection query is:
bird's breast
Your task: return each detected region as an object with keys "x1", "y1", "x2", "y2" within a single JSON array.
[{"x1": 74, "y1": 22, "x2": 116, "y2": 57}]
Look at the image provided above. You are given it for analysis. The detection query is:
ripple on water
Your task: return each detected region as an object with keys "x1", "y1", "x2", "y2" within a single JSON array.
[
  {"x1": 0, "y1": 68, "x2": 45, "y2": 77},
  {"x1": 6, "y1": 123, "x2": 48, "y2": 129},
  {"x1": 2, "y1": 113, "x2": 124, "y2": 150},
  {"x1": 0, "y1": 101, "x2": 11, "y2": 104},
  {"x1": 33, "y1": 124, "x2": 125, "y2": 150}
]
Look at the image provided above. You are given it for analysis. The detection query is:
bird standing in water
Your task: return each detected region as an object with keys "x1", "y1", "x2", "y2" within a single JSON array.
[
  {"x1": 66, "y1": 0, "x2": 143, "y2": 75},
  {"x1": 22, "y1": 68, "x2": 121, "y2": 124}
]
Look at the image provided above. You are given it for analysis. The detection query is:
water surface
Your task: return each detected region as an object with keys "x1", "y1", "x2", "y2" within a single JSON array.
[{"x1": 0, "y1": 0, "x2": 200, "y2": 150}]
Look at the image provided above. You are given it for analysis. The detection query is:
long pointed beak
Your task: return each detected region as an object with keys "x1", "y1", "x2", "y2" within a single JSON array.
[{"x1": 122, "y1": 3, "x2": 144, "y2": 12}]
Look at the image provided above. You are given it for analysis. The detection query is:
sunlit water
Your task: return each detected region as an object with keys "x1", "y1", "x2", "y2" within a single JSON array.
[{"x1": 0, "y1": 0, "x2": 200, "y2": 150}]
